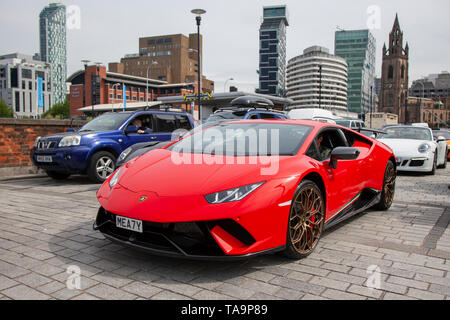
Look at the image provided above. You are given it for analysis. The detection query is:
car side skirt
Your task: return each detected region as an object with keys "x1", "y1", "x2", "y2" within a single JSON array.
[{"x1": 324, "y1": 188, "x2": 381, "y2": 230}]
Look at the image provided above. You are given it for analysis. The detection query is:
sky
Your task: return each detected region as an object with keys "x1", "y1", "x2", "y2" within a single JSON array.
[{"x1": 1, "y1": 0, "x2": 449, "y2": 93}]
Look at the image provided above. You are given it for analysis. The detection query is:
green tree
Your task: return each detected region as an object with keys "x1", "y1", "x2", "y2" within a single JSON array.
[
  {"x1": 43, "y1": 98, "x2": 70, "y2": 119},
  {"x1": 0, "y1": 99, "x2": 13, "y2": 118}
]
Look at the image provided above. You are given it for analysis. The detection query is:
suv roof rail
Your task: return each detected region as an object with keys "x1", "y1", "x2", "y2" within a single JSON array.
[{"x1": 143, "y1": 105, "x2": 187, "y2": 113}]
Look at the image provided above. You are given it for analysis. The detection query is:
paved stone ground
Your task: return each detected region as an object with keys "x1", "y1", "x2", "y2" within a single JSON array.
[{"x1": 0, "y1": 167, "x2": 449, "y2": 300}]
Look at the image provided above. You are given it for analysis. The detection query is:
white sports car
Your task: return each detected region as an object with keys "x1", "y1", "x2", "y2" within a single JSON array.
[{"x1": 378, "y1": 126, "x2": 445, "y2": 175}]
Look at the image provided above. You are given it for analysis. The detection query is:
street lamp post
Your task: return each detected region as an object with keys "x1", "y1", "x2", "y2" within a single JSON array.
[
  {"x1": 370, "y1": 86, "x2": 373, "y2": 128},
  {"x1": 146, "y1": 61, "x2": 158, "y2": 107},
  {"x1": 191, "y1": 8, "x2": 206, "y2": 121},
  {"x1": 224, "y1": 77, "x2": 234, "y2": 93}
]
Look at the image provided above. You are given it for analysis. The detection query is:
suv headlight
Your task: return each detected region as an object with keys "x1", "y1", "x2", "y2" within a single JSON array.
[
  {"x1": 109, "y1": 168, "x2": 122, "y2": 188},
  {"x1": 418, "y1": 143, "x2": 430, "y2": 153},
  {"x1": 204, "y1": 182, "x2": 265, "y2": 204},
  {"x1": 34, "y1": 136, "x2": 41, "y2": 148},
  {"x1": 58, "y1": 135, "x2": 81, "y2": 148},
  {"x1": 119, "y1": 147, "x2": 132, "y2": 162}
]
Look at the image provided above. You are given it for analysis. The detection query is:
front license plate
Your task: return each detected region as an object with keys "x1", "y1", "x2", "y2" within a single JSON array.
[
  {"x1": 116, "y1": 215, "x2": 143, "y2": 233},
  {"x1": 37, "y1": 155, "x2": 53, "y2": 163}
]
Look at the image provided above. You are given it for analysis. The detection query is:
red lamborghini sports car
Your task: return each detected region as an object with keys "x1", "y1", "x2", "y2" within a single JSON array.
[{"x1": 94, "y1": 120, "x2": 396, "y2": 260}]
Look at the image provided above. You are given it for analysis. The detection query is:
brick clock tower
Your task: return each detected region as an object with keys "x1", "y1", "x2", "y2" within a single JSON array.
[{"x1": 380, "y1": 14, "x2": 409, "y2": 123}]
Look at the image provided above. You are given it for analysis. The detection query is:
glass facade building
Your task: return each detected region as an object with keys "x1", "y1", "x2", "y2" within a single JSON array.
[
  {"x1": 257, "y1": 5, "x2": 289, "y2": 97},
  {"x1": 335, "y1": 30, "x2": 376, "y2": 115},
  {"x1": 40, "y1": 3, "x2": 66, "y2": 104}
]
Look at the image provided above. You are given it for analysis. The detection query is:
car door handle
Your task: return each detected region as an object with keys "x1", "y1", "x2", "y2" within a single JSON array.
[{"x1": 150, "y1": 137, "x2": 157, "y2": 140}]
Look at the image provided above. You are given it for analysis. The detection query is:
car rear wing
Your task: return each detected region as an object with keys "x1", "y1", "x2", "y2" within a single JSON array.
[{"x1": 351, "y1": 127, "x2": 387, "y2": 139}]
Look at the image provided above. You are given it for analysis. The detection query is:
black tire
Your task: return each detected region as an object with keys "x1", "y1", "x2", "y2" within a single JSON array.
[
  {"x1": 283, "y1": 180, "x2": 325, "y2": 259},
  {"x1": 375, "y1": 160, "x2": 396, "y2": 211},
  {"x1": 46, "y1": 170, "x2": 71, "y2": 180},
  {"x1": 428, "y1": 153, "x2": 437, "y2": 175},
  {"x1": 88, "y1": 151, "x2": 117, "y2": 183}
]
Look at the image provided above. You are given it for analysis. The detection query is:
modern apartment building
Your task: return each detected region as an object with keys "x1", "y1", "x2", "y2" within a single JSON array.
[
  {"x1": 109, "y1": 34, "x2": 214, "y2": 93},
  {"x1": 335, "y1": 29, "x2": 376, "y2": 115},
  {"x1": 0, "y1": 53, "x2": 53, "y2": 117},
  {"x1": 256, "y1": 5, "x2": 289, "y2": 97},
  {"x1": 39, "y1": 3, "x2": 67, "y2": 104},
  {"x1": 286, "y1": 46, "x2": 348, "y2": 112}
]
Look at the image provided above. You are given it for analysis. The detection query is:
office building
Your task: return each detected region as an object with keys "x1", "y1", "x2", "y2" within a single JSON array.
[
  {"x1": 286, "y1": 46, "x2": 348, "y2": 112},
  {"x1": 109, "y1": 34, "x2": 214, "y2": 93},
  {"x1": 335, "y1": 29, "x2": 376, "y2": 115},
  {"x1": 0, "y1": 53, "x2": 53, "y2": 117},
  {"x1": 256, "y1": 5, "x2": 289, "y2": 96},
  {"x1": 39, "y1": 2, "x2": 67, "y2": 104}
]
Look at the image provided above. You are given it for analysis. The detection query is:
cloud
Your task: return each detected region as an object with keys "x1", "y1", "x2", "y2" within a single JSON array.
[{"x1": 1, "y1": 0, "x2": 449, "y2": 92}]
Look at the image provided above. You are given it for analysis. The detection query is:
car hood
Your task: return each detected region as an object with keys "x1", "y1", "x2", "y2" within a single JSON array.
[
  {"x1": 377, "y1": 138, "x2": 432, "y2": 155},
  {"x1": 117, "y1": 149, "x2": 292, "y2": 196},
  {"x1": 41, "y1": 130, "x2": 103, "y2": 140}
]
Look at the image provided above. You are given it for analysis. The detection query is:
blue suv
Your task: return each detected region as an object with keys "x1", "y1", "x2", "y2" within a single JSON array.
[{"x1": 31, "y1": 110, "x2": 195, "y2": 183}]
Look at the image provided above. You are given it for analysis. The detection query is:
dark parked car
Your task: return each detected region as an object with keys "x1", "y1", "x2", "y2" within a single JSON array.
[
  {"x1": 205, "y1": 96, "x2": 289, "y2": 122},
  {"x1": 31, "y1": 109, "x2": 195, "y2": 183}
]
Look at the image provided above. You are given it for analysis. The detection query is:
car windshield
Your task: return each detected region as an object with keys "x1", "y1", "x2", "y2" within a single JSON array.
[
  {"x1": 381, "y1": 127, "x2": 432, "y2": 141},
  {"x1": 168, "y1": 122, "x2": 312, "y2": 156},
  {"x1": 335, "y1": 120, "x2": 351, "y2": 128},
  {"x1": 433, "y1": 131, "x2": 450, "y2": 139},
  {"x1": 79, "y1": 113, "x2": 132, "y2": 132},
  {"x1": 206, "y1": 110, "x2": 248, "y2": 122}
]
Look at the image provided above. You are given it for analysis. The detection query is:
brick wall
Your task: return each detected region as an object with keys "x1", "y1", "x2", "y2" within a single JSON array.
[{"x1": 0, "y1": 119, "x2": 86, "y2": 174}]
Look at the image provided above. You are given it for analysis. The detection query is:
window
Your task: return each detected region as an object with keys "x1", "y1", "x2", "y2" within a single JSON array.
[
  {"x1": 15, "y1": 91, "x2": 20, "y2": 112},
  {"x1": 260, "y1": 113, "x2": 276, "y2": 119},
  {"x1": 22, "y1": 81, "x2": 25, "y2": 89},
  {"x1": 401, "y1": 65, "x2": 405, "y2": 79},
  {"x1": 154, "y1": 114, "x2": 177, "y2": 132},
  {"x1": 388, "y1": 65, "x2": 394, "y2": 79},
  {"x1": 307, "y1": 129, "x2": 348, "y2": 161},
  {"x1": 29, "y1": 81, "x2": 32, "y2": 90},
  {"x1": 175, "y1": 115, "x2": 192, "y2": 130},
  {"x1": 22, "y1": 69, "x2": 32, "y2": 79}
]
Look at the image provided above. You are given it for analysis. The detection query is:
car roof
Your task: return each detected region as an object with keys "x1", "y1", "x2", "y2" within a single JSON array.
[
  {"x1": 103, "y1": 110, "x2": 192, "y2": 116},
  {"x1": 212, "y1": 119, "x2": 332, "y2": 128}
]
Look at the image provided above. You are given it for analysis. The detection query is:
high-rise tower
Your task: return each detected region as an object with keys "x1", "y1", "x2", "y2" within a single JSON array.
[
  {"x1": 40, "y1": 3, "x2": 67, "y2": 104},
  {"x1": 257, "y1": 5, "x2": 289, "y2": 97}
]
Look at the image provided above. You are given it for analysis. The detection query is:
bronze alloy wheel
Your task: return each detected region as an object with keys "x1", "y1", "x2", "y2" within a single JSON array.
[
  {"x1": 384, "y1": 163, "x2": 396, "y2": 207},
  {"x1": 376, "y1": 160, "x2": 396, "y2": 211},
  {"x1": 285, "y1": 181, "x2": 325, "y2": 258}
]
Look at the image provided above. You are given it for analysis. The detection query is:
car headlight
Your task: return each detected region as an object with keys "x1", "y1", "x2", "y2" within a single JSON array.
[
  {"x1": 119, "y1": 147, "x2": 132, "y2": 162},
  {"x1": 418, "y1": 143, "x2": 430, "y2": 153},
  {"x1": 109, "y1": 168, "x2": 122, "y2": 188},
  {"x1": 34, "y1": 136, "x2": 41, "y2": 148},
  {"x1": 58, "y1": 135, "x2": 81, "y2": 147},
  {"x1": 204, "y1": 182, "x2": 265, "y2": 204}
]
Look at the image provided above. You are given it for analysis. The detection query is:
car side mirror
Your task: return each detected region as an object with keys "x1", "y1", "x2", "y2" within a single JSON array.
[
  {"x1": 125, "y1": 125, "x2": 139, "y2": 135},
  {"x1": 329, "y1": 147, "x2": 360, "y2": 169},
  {"x1": 66, "y1": 128, "x2": 76, "y2": 133},
  {"x1": 437, "y1": 136, "x2": 446, "y2": 142}
]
